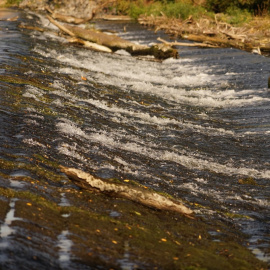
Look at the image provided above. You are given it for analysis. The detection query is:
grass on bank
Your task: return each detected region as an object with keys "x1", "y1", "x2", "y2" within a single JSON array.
[
  {"x1": 3, "y1": 0, "x2": 269, "y2": 27},
  {"x1": 114, "y1": 0, "x2": 268, "y2": 26},
  {"x1": 116, "y1": 0, "x2": 208, "y2": 20}
]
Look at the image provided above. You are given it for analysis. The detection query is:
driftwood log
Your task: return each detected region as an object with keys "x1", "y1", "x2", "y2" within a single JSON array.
[
  {"x1": 157, "y1": 37, "x2": 218, "y2": 48},
  {"x1": 47, "y1": 15, "x2": 178, "y2": 59},
  {"x1": 139, "y1": 15, "x2": 270, "y2": 55},
  {"x1": 68, "y1": 37, "x2": 112, "y2": 53},
  {"x1": 60, "y1": 166, "x2": 193, "y2": 217}
]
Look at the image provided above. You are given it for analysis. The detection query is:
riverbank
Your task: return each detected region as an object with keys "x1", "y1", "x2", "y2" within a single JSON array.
[
  {"x1": 3, "y1": 0, "x2": 269, "y2": 55},
  {"x1": 138, "y1": 14, "x2": 270, "y2": 55}
]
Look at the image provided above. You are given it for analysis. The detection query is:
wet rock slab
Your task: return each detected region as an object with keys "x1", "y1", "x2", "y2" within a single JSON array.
[{"x1": 0, "y1": 155, "x2": 268, "y2": 269}]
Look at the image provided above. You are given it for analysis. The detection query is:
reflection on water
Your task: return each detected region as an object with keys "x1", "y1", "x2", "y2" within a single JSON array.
[
  {"x1": 118, "y1": 241, "x2": 136, "y2": 270},
  {"x1": 57, "y1": 230, "x2": 72, "y2": 269},
  {"x1": 0, "y1": 198, "x2": 22, "y2": 265}
]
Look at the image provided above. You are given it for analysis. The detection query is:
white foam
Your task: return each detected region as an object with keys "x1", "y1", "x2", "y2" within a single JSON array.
[
  {"x1": 22, "y1": 138, "x2": 46, "y2": 148},
  {"x1": 56, "y1": 119, "x2": 270, "y2": 179},
  {"x1": 33, "y1": 46, "x2": 270, "y2": 109},
  {"x1": 57, "y1": 230, "x2": 72, "y2": 269}
]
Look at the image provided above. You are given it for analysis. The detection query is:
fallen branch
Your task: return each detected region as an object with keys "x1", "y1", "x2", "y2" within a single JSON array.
[
  {"x1": 138, "y1": 14, "x2": 270, "y2": 55},
  {"x1": 47, "y1": 15, "x2": 75, "y2": 37},
  {"x1": 181, "y1": 33, "x2": 254, "y2": 51},
  {"x1": 19, "y1": 23, "x2": 45, "y2": 32},
  {"x1": 97, "y1": 15, "x2": 132, "y2": 21},
  {"x1": 68, "y1": 37, "x2": 112, "y2": 53},
  {"x1": 60, "y1": 166, "x2": 194, "y2": 217},
  {"x1": 219, "y1": 30, "x2": 247, "y2": 42},
  {"x1": 157, "y1": 37, "x2": 218, "y2": 48},
  {"x1": 47, "y1": 15, "x2": 178, "y2": 59}
]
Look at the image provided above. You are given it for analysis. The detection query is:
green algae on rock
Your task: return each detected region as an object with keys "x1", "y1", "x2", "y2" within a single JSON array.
[
  {"x1": 0, "y1": 184, "x2": 267, "y2": 269},
  {"x1": 0, "y1": 74, "x2": 55, "y2": 91}
]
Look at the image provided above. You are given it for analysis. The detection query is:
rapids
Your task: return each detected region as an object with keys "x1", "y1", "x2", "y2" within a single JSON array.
[{"x1": 0, "y1": 8, "x2": 269, "y2": 269}]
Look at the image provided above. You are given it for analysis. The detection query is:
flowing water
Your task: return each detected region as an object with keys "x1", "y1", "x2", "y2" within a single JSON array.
[{"x1": 0, "y1": 8, "x2": 270, "y2": 269}]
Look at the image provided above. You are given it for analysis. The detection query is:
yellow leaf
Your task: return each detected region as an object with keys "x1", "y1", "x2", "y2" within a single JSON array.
[
  {"x1": 124, "y1": 179, "x2": 129, "y2": 182},
  {"x1": 134, "y1": 211, "x2": 141, "y2": 216},
  {"x1": 26, "y1": 203, "x2": 32, "y2": 206},
  {"x1": 96, "y1": 229, "x2": 100, "y2": 233},
  {"x1": 173, "y1": 257, "x2": 179, "y2": 261},
  {"x1": 81, "y1": 76, "x2": 87, "y2": 81},
  {"x1": 112, "y1": 240, "x2": 117, "y2": 244},
  {"x1": 161, "y1": 238, "x2": 167, "y2": 242},
  {"x1": 198, "y1": 235, "x2": 202, "y2": 240}
]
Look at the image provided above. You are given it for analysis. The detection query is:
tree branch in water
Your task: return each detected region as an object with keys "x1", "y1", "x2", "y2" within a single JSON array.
[{"x1": 60, "y1": 166, "x2": 193, "y2": 217}]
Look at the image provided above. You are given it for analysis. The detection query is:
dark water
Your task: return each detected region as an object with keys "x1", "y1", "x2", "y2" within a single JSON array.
[{"x1": 0, "y1": 8, "x2": 270, "y2": 268}]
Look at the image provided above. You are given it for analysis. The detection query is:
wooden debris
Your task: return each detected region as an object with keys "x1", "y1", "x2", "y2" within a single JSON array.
[
  {"x1": 7, "y1": 16, "x2": 19, "y2": 22},
  {"x1": 68, "y1": 37, "x2": 112, "y2": 53},
  {"x1": 60, "y1": 166, "x2": 193, "y2": 217},
  {"x1": 19, "y1": 23, "x2": 45, "y2": 32},
  {"x1": 139, "y1": 15, "x2": 270, "y2": 55},
  {"x1": 98, "y1": 15, "x2": 132, "y2": 21},
  {"x1": 0, "y1": 15, "x2": 19, "y2": 22},
  {"x1": 47, "y1": 15, "x2": 75, "y2": 37},
  {"x1": 47, "y1": 15, "x2": 178, "y2": 59},
  {"x1": 157, "y1": 37, "x2": 218, "y2": 48}
]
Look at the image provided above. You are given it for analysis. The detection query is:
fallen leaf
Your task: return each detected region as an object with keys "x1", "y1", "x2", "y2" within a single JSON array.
[
  {"x1": 81, "y1": 76, "x2": 87, "y2": 81},
  {"x1": 161, "y1": 238, "x2": 167, "y2": 242},
  {"x1": 112, "y1": 240, "x2": 118, "y2": 244},
  {"x1": 126, "y1": 225, "x2": 131, "y2": 230},
  {"x1": 26, "y1": 203, "x2": 32, "y2": 206}
]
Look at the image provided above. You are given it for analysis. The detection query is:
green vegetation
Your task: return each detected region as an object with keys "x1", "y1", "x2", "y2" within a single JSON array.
[
  {"x1": 5, "y1": 0, "x2": 23, "y2": 6},
  {"x1": 222, "y1": 6, "x2": 253, "y2": 25},
  {"x1": 116, "y1": 0, "x2": 206, "y2": 20},
  {"x1": 114, "y1": 0, "x2": 269, "y2": 25},
  {"x1": 4, "y1": 0, "x2": 270, "y2": 26},
  {"x1": 205, "y1": 0, "x2": 270, "y2": 15}
]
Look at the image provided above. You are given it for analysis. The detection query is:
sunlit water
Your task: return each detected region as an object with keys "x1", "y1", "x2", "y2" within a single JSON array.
[{"x1": 0, "y1": 9, "x2": 270, "y2": 267}]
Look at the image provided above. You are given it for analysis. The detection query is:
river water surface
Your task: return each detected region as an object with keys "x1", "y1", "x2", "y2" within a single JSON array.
[{"x1": 0, "y1": 8, "x2": 270, "y2": 269}]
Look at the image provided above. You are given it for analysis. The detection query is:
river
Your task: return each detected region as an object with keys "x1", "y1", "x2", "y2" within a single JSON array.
[{"x1": 0, "y1": 8, "x2": 269, "y2": 269}]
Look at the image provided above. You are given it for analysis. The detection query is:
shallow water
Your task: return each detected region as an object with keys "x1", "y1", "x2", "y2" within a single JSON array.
[{"x1": 0, "y1": 8, "x2": 270, "y2": 268}]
